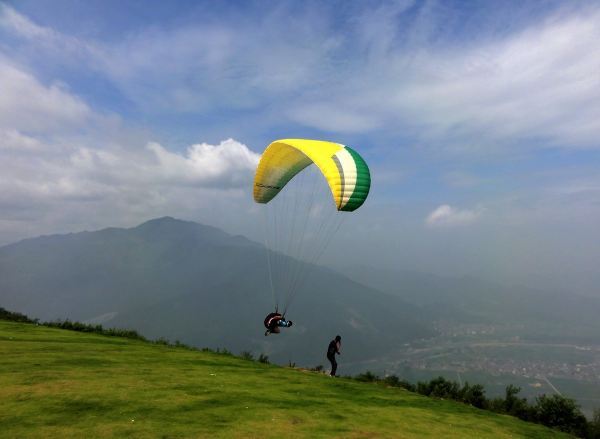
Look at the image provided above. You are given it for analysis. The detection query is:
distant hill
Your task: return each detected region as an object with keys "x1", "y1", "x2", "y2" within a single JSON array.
[
  {"x1": 0, "y1": 320, "x2": 569, "y2": 438},
  {"x1": 338, "y1": 265, "x2": 600, "y2": 342},
  {"x1": 0, "y1": 217, "x2": 432, "y2": 366}
]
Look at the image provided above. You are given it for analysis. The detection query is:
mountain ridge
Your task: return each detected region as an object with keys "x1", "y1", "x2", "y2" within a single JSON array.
[{"x1": 0, "y1": 216, "x2": 432, "y2": 367}]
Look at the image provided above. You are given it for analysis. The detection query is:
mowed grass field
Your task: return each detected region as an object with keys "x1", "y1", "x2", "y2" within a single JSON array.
[{"x1": 0, "y1": 321, "x2": 569, "y2": 438}]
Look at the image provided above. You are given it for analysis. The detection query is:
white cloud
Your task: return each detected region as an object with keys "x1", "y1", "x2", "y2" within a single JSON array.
[
  {"x1": 0, "y1": 3, "x2": 53, "y2": 40},
  {"x1": 425, "y1": 204, "x2": 483, "y2": 227},
  {"x1": 0, "y1": 133, "x2": 261, "y2": 243},
  {"x1": 0, "y1": 129, "x2": 42, "y2": 151},
  {"x1": 0, "y1": 58, "x2": 91, "y2": 133},
  {"x1": 0, "y1": 4, "x2": 94, "y2": 58},
  {"x1": 290, "y1": 6, "x2": 600, "y2": 149},
  {"x1": 146, "y1": 139, "x2": 260, "y2": 186},
  {"x1": 399, "y1": 10, "x2": 600, "y2": 149},
  {"x1": 1, "y1": 137, "x2": 259, "y2": 200}
]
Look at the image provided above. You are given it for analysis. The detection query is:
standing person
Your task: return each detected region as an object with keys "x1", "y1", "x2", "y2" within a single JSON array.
[{"x1": 327, "y1": 335, "x2": 342, "y2": 376}]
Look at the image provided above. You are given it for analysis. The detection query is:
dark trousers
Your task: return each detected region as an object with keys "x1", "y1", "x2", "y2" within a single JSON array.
[{"x1": 327, "y1": 354, "x2": 337, "y2": 376}]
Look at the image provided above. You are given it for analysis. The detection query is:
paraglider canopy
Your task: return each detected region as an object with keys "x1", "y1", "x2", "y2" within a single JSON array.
[{"x1": 254, "y1": 139, "x2": 370, "y2": 212}]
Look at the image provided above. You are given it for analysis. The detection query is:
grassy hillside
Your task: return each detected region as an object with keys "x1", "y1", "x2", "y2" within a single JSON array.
[{"x1": 0, "y1": 321, "x2": 569, "y2": 438}]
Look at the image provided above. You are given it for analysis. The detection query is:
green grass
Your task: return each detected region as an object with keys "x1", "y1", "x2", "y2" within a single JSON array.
[{"x1": 0, "y1": 321, "x2": 570, "y2": 438}]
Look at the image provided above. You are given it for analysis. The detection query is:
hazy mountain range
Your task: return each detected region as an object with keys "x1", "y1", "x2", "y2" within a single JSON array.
[
  {"x1": 1, "y1": 217, "x2": 598, "y2": 368},
  {"x1": 338, "y1": 265, "x2": 600, "y2": 343},
  {"x1": 0, "y1": 217, "x2": 432, "y2": 366}
]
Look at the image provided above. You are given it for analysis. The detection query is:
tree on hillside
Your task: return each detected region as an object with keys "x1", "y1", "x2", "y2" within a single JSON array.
[
  {"x1": 532, "y1": 394, "x2": 588, "y2": 437},
  {"x1": 417, "y1": 376, "x2": 460, "y2": 400},
  {"x1": 503, "y1": 385, "x2": 531, "y2": 420},
  {"x1": 588, "y1": 409, "x2": 600, "y2": 439},
  {"x1": 460, "y1": 383, "x2": 487, "y2": 409},
  {"x1": 0, "y1": 307, "x2": 37, "y2": 323}
]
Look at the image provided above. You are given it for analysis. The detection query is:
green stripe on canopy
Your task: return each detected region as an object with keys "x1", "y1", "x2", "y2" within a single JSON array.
[{"x1": 340, "y1": 146, "x2": 371, "y2": 212}]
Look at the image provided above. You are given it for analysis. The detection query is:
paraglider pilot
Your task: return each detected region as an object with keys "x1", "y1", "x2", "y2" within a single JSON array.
[{"x1": 264, "y1": 312, "x2": 292, "y2": 336}]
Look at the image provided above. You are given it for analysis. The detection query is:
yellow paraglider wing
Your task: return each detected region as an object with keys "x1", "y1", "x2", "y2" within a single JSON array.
[{"x1": 253, "y1": 139, "x2": 370, "y2": 212}]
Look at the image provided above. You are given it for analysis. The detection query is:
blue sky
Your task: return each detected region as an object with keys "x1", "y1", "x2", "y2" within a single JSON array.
[{"x1": 1, "y1": 0, "x2": 599, "y2": 293}]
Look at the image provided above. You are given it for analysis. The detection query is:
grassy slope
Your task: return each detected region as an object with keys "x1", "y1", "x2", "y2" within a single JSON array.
[{"x1": 0, "y1": 321, "x2": 569, "y2": 438}]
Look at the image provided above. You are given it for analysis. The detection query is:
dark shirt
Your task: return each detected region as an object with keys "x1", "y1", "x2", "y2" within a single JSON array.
[{"x1": 327, "y1": 340, "x2": 340, "y2": 357}]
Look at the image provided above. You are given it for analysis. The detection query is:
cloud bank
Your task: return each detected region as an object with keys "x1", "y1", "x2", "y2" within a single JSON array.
[
  {"x1": 0, "y1": 52, "x2": 259, "y2": 242},
  {"x1": 3, "y1": 3, "x2": 599, "y2": 151}
]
